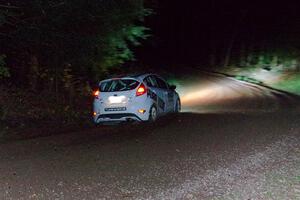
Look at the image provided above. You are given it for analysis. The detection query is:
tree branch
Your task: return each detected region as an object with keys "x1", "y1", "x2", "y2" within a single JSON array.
[
  {"x1": 0, "y1": 4, "x2": 20, "y2": 9},
  {"x1": 50, "y1": 2, "x2": 66, "y2": 8}
]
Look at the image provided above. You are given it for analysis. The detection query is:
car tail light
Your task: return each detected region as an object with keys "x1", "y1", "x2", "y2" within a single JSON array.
[
  {"x1": 93, "y1": 90, "x2": 100, "y2": 99},
  {"x1": 136, "y1": 83, "x2": 147, "y2": 96}
]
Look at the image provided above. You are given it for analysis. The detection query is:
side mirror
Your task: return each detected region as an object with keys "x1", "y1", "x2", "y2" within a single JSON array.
[{"x1": 169, "y1": 85, "x2": 176, "y2": 90}]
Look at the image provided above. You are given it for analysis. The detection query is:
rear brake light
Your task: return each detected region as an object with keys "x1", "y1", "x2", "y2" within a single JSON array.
[
  {"x1": 136, "y1": 83, "x2": 147, "y2": 96},
  {"x1": 93, "y1": 90, "x2": 99, "y2": 99}
]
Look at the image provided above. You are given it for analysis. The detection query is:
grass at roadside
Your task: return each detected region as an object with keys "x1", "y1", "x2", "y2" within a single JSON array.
[
  {"x1": 274, "y1": 73, "x2": 300, "y2": 95},
  {"x1": 218, "y1": 66, "x2": 300, "y2": 96}
]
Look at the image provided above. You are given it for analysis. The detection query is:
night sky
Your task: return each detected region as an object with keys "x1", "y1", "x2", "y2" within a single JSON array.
[{"x1": 137, "y1": 0, "x2": 300, "y2": 68}]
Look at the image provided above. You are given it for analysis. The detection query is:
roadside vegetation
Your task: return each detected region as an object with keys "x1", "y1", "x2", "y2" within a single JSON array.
[
  {"x1": 218, "y1": 55, "x2": 300, "y2": 95},
  {"x1": 199, "y1": 2, "x2": 300, "y2": 95},
  {"x1": 204, "y1": 24, "x2": 300, "y2": 95}
]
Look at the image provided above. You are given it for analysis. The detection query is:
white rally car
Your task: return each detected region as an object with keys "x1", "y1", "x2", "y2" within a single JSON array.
[{"x1": 92, "y1": 73, "x2": 181, "y2": 124}]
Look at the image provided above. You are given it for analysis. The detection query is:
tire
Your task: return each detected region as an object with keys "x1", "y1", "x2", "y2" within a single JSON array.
[
  {"x1": 94, "y1": 121, "x2": 104, "y2": 126},
  {"x1": 175, "y1": 98, "x2": 181, "y2": 113},
  {"x1": 148, "y1": 105, "x2": 157, "y2": 122}
]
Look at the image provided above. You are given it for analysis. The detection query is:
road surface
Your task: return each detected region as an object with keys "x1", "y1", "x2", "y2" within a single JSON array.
[{"x1": 0, "y1": 73, "x2": 299, "y2": 199}]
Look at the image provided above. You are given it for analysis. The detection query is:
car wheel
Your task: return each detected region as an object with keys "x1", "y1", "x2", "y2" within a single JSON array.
[
  {"x1": 94, "y1": 121, "x2": 103, "y2": 126},
  {"x1": 175, "y1": 99, "x2": 181, "y2": 113},
  {"x1": 148, "y1": 105, "x2": 157, "y2": 122}
]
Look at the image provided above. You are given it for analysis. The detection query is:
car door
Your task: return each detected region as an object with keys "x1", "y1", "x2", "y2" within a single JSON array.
[
  {"x1": 144, "y1": 75, "x2": 165, "y2": 114},
  {"x1": 153, "y1": 75, "x2": 173, "y2": 113},
  {"x1": 157, "y1": 77, "x2": 174, "y2": 112},
  {"x1": 166, "y1": 83, "x2": 175, "y2": 112}
]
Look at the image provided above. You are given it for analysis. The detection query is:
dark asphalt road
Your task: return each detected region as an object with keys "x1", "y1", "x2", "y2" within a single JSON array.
[{"x1": 0, "y1": 73, "x2": 299, "y2": 199}]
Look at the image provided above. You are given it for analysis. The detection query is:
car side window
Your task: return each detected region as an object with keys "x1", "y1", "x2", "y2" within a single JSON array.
[
  {"x1": 150, "y1": 76, "x2": 159, "y2": 87},
  {"x1": 154, "y1": 76, "x2": 168, "y2": 89},
  {"x1": 144, "y1": 76, "x2": 158, "y2": 88}
]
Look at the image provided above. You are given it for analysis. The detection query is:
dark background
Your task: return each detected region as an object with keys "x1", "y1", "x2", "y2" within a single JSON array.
[{"x1": 137, "y1": 0, "x2": 300, "y2": 68}]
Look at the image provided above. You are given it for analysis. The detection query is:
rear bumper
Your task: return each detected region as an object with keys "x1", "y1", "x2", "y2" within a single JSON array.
[
  {"x1": 93, "y1": 94, "x2": 153, "y2": 123},
  {"x1": 94, "y1": 113, "x2": 143, "y2": 123}
]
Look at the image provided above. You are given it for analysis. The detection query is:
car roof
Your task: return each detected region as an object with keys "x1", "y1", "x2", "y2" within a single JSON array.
[
  {"x1": 127, "y1": 73, "x2": 151, "y2": 79},
  {"x1": 107, "y1": 73, "x2": 161, "y2": 80},
  {"x1": 100, "y1": 73, "x2": 167, "y2": 85}
]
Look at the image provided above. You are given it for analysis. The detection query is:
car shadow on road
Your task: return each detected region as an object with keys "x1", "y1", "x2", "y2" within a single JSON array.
[
  {"x1": 57, "y1": 110, "x2": 299, "y2": 149},
  {"x1": 1, "y1": 109, "x2": 299, "y2": 149}
]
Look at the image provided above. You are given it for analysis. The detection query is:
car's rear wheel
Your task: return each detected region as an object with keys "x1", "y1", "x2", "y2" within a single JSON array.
[
  {"x1": 175, "y1": 98, "x2": 181, "y2": 113},
  {"x1": 148, "y1": 105, "x2": 157, "y2": 122}
]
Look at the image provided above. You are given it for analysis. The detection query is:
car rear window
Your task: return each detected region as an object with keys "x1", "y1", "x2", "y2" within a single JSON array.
[{"x1": 100, "y1": 79, "x2": 139, "y2": 92}]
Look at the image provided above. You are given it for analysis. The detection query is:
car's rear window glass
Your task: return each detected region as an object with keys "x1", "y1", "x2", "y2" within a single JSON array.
[{"x1": 100, "y1": 79, "x2": 139, "y2": 92}]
